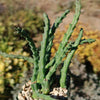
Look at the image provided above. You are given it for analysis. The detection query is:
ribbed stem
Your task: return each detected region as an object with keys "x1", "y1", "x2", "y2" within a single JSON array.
[
  {"x1": 37, "y1": 13, "x2": 50, "y2": 85},
  {"x1": 45, "y1": 10, "x2": 70, "y2": 64},
  {"x1": 46, "y1": 0, "x2": 81, "y2": 81},
  {"x1": 45, "y1": 38, "x2": 95, "y2": 69},
  {"x1": 60, "y1": 29, "x2": 83, "y2": 88},
  {"x1": 16, "y1": 28, "x2": 39, "y2": 90}
]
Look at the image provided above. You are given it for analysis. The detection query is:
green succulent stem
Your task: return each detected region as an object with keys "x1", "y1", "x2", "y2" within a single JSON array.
[
  {"x1": 45, "y1": 38, "x2": 95, "y2": 69},
  {"x1": 60, "y1": 28, "x2": 83, "y2": 88},
  {"x1": 16, "y1": 28, "x2": 39, "y2": 90},
  {"x1": 45, "y1": 58, "x2": 55, "y2": 69},
  {"x1": 0, "y1": 51, "x2": 33, "y2": 63},
  {"x1": 49, "y1": 9, "x2": 70, "y2": 36},
  {"x1": 32, "y1": 91, "x2": 56, "y2": 100},
  {"x1": 45, "y1": 0, "x2": 81, "y2": 81},
  {"x1": 45, "y1": 10, "x2": 70, "y2": 63},
  {"x1": 80, "y1": 39, "x2": 96, "y2": 44},
  {"x1": 37, "y1": 13, "x2": 50, "y2": 85},
  {"x1": 57, "y1": 0, "x2": 81, "y2": 51}
]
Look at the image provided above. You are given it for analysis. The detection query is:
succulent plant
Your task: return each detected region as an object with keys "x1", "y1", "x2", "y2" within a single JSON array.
[{"x1": 0, "y1": 0, "x2": 95, "y2": 99}]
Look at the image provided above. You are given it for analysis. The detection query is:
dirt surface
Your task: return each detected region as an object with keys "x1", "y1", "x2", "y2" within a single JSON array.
[
  {"x1": 0, "y1": 0, "x2": 100, "y2": 30},
  {"x1": 32, "y1": 0, "x2": 100, "y2": 30}
]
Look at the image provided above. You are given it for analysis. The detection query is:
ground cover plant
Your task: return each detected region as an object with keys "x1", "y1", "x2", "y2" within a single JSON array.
[{"x1": 0, "y1": 0, "x2": 95, "y2": 99}]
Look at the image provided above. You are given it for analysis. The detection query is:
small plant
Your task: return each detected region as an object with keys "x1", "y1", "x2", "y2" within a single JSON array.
[{"x1": 0, "y1": 0, "x2": 95, "y2": 99}]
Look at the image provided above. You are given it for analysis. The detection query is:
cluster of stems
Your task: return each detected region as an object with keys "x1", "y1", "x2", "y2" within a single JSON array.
[{"x1": 0, "y1": 0, "x2": 95, "y2": 100}]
